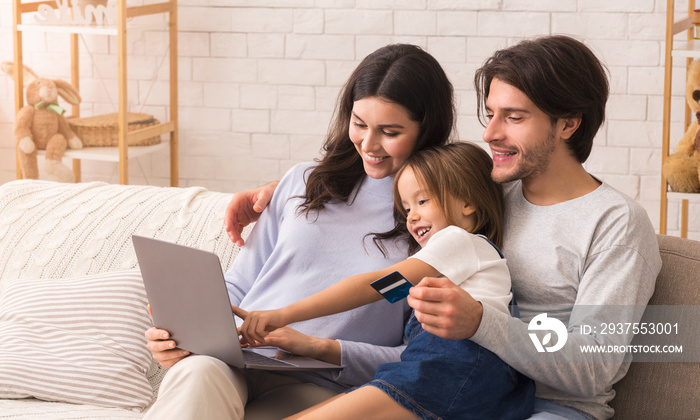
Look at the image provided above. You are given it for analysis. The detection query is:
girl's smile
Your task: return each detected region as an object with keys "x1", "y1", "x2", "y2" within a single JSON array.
[{"x1": 397, "y1": 166, "x2": 476, "y2": 248}]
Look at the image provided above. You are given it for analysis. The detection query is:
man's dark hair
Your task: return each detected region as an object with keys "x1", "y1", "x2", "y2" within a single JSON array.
[{"x1": 474, "y1": 35, "x2": 609, "y2": 163}]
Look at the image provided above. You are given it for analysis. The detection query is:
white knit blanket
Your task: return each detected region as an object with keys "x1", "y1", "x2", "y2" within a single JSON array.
[{"x1": 0, "y1": 180, "x2": 241, "y2": 283}]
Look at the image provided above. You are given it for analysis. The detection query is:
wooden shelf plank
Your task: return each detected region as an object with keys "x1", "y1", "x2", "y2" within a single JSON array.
[
  {"x1": 671, "y1": 40, "x2": 700, "y2": 58},
  {"x1": 37, "y1": 139, "x2": 169, "y2": 162},
  {"x1": 16, "y1": 21, "x2": 165, "y2": 35},
  {"x1": 667, "y1": 191, "x2": 700, "y2": 202},
  {"x1": 672, "y1": 16, "x2": 693, "y2": 36}
]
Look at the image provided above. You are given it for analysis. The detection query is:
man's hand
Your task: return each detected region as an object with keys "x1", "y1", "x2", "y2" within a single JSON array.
[
  {"x1": 407, "y1": 276, "x2": 483, "y2": 340},
  {"x1": 224, "y1": 181, "x2": 279, "y2": 246}
]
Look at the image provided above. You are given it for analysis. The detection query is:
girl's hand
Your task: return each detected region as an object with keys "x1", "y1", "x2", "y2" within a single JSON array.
[
  {"x1": 231, "y1": 306, "x2": 341, "y2": 365},
  {"x1": 250, "y1": 326, "x2": 342, "y2": 366},
  {"x1": 407, "y1": 276, "x2": 483, "y2": 340},
  {"x1": 224, "y1": 181, "x2": 279, "y2": 246},
  {"x1": 232, "y1": 305, "x2": 290, "y2": 346}
]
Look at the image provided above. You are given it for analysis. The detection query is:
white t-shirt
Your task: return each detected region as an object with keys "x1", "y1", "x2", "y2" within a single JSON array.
[{"x1": 409, "y1": 225, "x2": 512, "y2": 315}]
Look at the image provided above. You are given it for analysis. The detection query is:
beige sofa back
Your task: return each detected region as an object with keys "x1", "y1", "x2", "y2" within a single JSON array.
[
  {"x1": 0, "y1": 180, "x2": 241, "y2": 283},
  {"x1": 610, "y1": 234, "x2": 700, "y2": 419}
]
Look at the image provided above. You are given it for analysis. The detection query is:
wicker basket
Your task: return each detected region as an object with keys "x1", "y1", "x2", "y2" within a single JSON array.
[{"x1": 68, "y1": 113, "x2": 161, "y2": 147}]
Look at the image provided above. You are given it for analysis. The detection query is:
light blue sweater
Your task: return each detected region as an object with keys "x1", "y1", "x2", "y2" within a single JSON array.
[{"x1": 225, "y1": 162, "x2": 411, "y2": 392}]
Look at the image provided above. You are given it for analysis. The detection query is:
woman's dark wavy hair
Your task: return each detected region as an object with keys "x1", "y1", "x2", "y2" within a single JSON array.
[
  {"x1": 474, "y1": 35, "x2": 609, "y2": 163},
  {"x1": 298, "y1": 44, "x2": 455, "y2": 220}
]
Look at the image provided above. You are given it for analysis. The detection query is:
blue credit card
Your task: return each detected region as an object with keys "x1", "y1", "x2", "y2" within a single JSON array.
[{"x1": 370, "y1": 271, "x2": 412, "y2": 303}]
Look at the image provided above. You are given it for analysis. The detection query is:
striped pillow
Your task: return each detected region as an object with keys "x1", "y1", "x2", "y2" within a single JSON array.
[{"x1": 0, "y1": 270, "x2": 154, "y2": 411}]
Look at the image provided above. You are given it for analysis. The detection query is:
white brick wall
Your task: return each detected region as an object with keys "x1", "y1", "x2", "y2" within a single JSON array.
[{"x1": 0, "y1": 0, "x2": 697, "y2": 239}]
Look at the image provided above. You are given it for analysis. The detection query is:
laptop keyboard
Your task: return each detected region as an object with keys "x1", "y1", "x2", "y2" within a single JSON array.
[{"x1": 243, "y1": 350, "x2": 299, "y2": 368}]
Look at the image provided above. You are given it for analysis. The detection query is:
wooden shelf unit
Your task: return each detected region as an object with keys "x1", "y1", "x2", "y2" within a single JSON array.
[
  {"x1": 661, "y1": 0, "x2": 700, "y2": 238},
  {"x1": 11, "y1": 0, "x2": 179, "y2": 186}
]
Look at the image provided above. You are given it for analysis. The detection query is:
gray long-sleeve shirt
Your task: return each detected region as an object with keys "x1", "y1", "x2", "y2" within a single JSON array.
[{"x1": 471, "y1": 180, "x2": 662, "y2": 420}]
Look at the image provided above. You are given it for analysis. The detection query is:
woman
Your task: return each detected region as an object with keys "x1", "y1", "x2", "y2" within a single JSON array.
[{"x1": 145, "y1": 43, "x2": 456, "y2": 420}]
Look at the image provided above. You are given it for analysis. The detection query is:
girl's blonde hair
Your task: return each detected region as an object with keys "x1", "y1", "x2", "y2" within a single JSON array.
[{"x1": 393, "y1": 142, "x2": 505, "y2": 253}]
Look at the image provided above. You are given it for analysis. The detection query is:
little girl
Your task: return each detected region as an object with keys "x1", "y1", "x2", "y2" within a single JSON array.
[{"x1": 237, "y1": 142, "x2": 535, "y2": 420}]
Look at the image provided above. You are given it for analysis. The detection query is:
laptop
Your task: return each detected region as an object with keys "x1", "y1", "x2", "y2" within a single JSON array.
[{"x1": 132, "y1": 235, "x2": 343, "y2": 371}]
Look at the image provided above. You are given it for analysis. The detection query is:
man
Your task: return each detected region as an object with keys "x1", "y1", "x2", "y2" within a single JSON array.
[
  {"x1": 407, "y1": 36, "x2": 661, "y2": 419},
  {"x1": 226, "y1": 36, "x2": 661, "y2": 419}
]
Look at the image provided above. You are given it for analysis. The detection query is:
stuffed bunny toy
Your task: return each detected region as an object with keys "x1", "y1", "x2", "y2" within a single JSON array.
[{"x1": 2, "y1": 62, "x2": 83, "y2": 182}]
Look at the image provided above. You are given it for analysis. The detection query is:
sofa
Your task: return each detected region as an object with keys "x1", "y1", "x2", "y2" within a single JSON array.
[
  {"x1": 0, "y1": 179, "x2": 698, "y2": 419},
  {"x1": 0, "y1": 179, "x2": 243, "y2": 419},
  {"x1": 609, "y1": 233, "x2": 700, "y2": 420}
]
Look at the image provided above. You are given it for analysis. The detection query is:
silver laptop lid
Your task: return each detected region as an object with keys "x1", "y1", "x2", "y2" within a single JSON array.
[
  {"x1": 132, "y1": 235, "x2": 245, "y2": 367},
  {"x1": 132, "y1": 235, "x2": 343, "y2": 371}
]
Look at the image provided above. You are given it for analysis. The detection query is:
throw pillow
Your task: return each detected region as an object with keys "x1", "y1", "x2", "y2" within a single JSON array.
[{"x1": 0, "y1": 270, "x2": 154, "y2": 411}]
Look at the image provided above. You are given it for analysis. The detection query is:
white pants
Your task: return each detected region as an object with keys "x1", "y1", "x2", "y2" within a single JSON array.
[{"x1": 143, "y1": 355, "x2": 338, "y2": 420}]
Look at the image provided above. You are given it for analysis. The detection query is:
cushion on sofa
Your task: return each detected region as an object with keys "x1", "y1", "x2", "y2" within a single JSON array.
[
  {"x1": 0, "y1": 270, "x2": 153, "y2": 411},
  {"x1": 609, "y1": 235, "x2": 700, "y2": 419}
]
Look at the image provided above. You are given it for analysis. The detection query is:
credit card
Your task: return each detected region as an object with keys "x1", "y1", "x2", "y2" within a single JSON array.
[{"x1": 370, "y1": 271, "x2": 412, "y2": 303}]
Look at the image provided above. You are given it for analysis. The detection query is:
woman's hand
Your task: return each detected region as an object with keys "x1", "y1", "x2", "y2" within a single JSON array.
[
  {"x1": 232, "y1": 306, "x2": 341, "y2": 365},
  {"x1": 407, "y1": 276, "x2": 483, "y2": 340},
  {"x1": 145, "y1": 304, "x2": 190, "y2": 367},
  {"x1": 145, "y1": 327, "x2": 190, "y2": 368},
  {"x1": 224, "y1": 181, "x2": 279, "y2": 246},
  {"x1": 256, "y1": 327, "x2": 342, "y2": 366},
  {"x1": 232, "y1": 305, "x2": 290, "y2": 346}
]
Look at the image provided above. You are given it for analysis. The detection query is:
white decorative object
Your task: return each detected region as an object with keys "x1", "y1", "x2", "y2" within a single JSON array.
[{"x1": 34, "y1": 0, "x2": 117, "y2": 26}]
